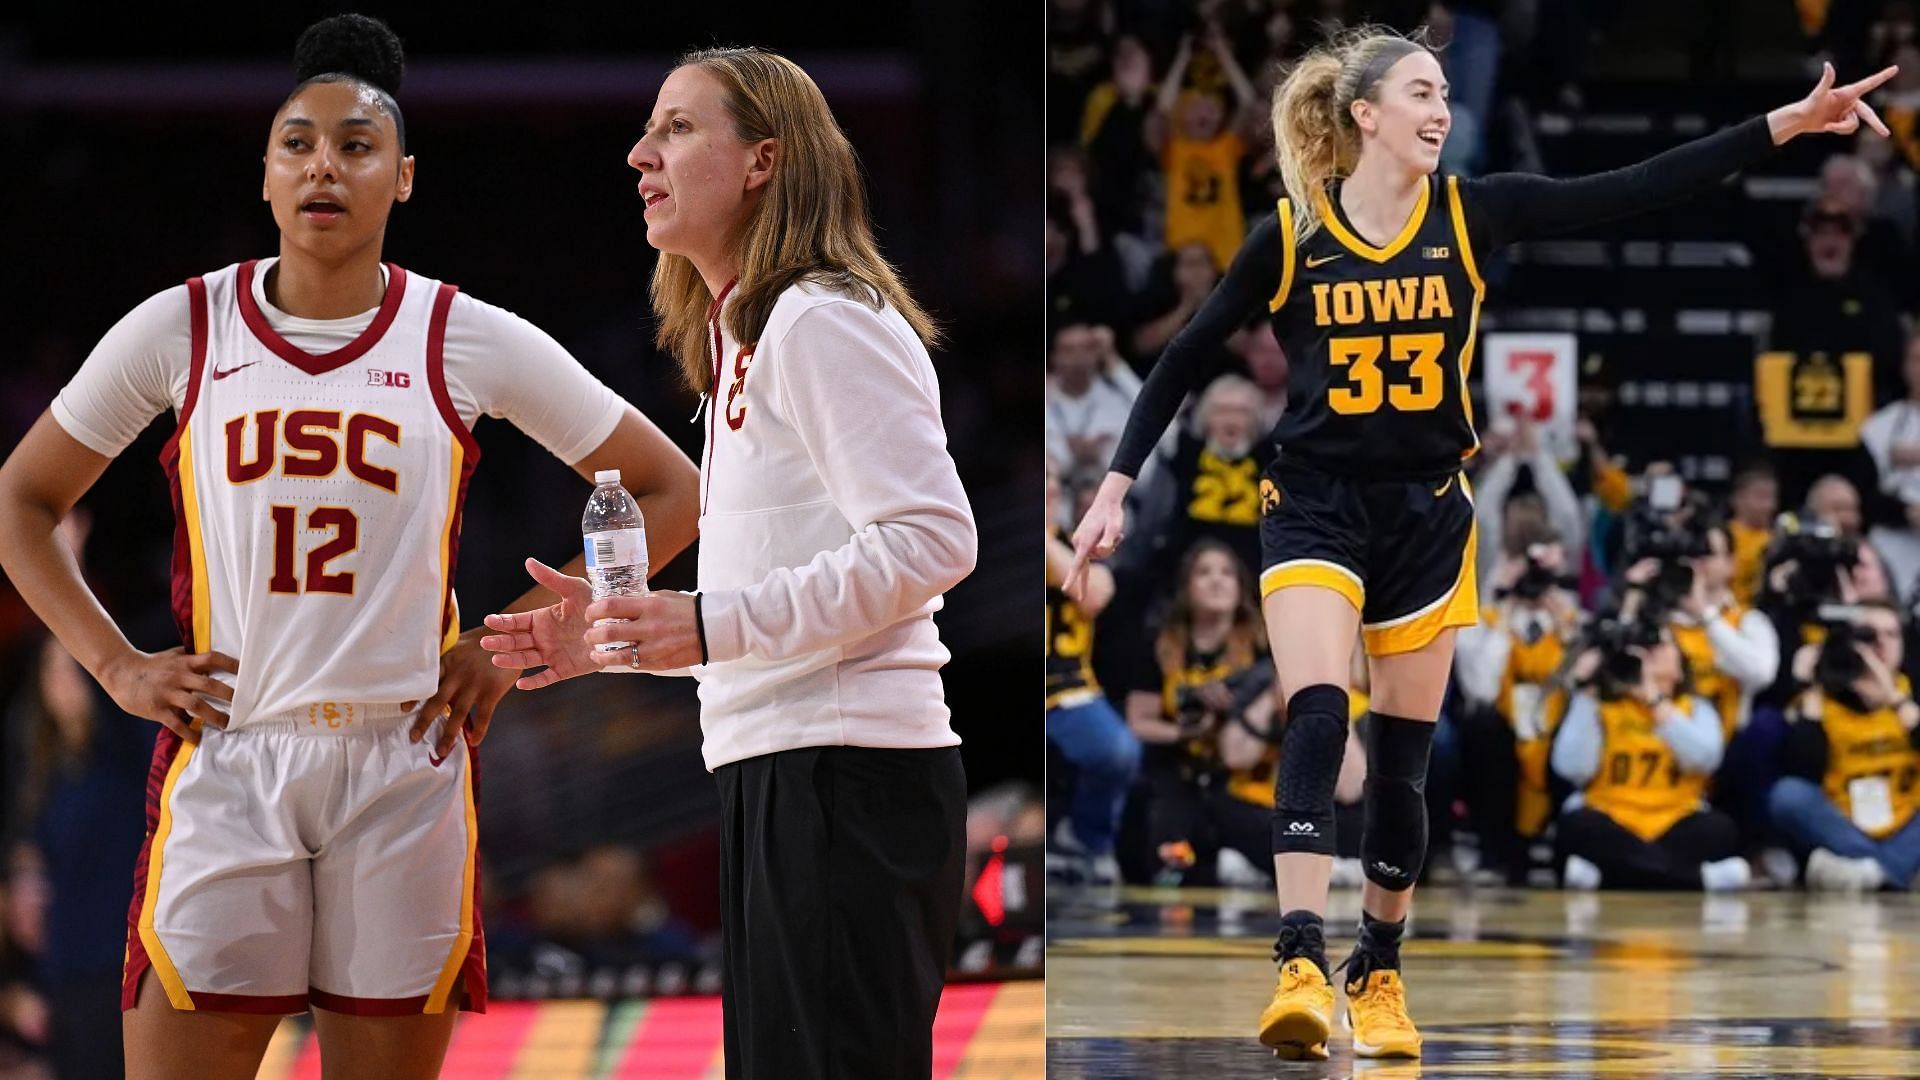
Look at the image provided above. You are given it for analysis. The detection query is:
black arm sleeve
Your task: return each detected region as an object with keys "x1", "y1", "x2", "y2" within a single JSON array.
[
  {"x1": 1107, "y1": 214, "x2": 1282, "y2": 478},
  {"x1": 1458, "y1": 115, "x2": 1777, "y2": 255}
]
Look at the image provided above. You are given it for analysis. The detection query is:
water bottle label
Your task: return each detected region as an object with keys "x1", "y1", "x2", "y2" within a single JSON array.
[{"x1": 584, "y1": 528, "x2": 646, "y2": 570}]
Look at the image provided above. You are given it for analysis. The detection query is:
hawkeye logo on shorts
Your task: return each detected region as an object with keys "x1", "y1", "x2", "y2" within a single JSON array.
[{"x1": 1259, "y1": 478, "x2": 1281, "y2": 516}]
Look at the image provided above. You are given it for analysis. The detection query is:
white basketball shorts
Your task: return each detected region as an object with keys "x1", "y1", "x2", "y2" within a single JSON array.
[{"x1": 121, "y1": 703, "x2": 486, "y2": 1015}]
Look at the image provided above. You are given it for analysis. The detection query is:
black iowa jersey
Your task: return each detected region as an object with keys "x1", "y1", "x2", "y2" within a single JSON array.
[
  {"x1": 1266, "y1": 176, "x2": 1482, "y2": 477},
  {"x1": 1107, "y1": 115, "x2": 1778, "y2": 482}
]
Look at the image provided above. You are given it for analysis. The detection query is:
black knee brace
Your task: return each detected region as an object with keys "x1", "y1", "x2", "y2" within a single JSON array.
[
  {"x1": 1271, "y1": 684, "x2": 1349, "y2": 856},
  {"x1": 1362, "y1": 713, "x2": 1436, "y2": 891}
]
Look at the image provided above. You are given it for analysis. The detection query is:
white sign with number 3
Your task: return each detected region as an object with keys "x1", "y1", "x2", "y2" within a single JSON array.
[{"x1": 1482, "y1": 332, "x2": 1578, "y2": 462}]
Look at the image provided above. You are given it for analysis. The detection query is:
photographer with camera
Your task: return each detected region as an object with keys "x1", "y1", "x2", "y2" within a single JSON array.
[
  {"x1": 1667, "y1": 523, "x2": 1783, "y2": 737},
  {"x1": 1550, "y1": 618, "x2": 1750, "y2": 891},
  {"x1": 1768, "y1": 599, "x2": 1920, "y2": 890},
  {"x1": 1606, "y1": 474, "x2": 1778, "y2": 738},
  {"x1": 1756, "y1": 502, "x2": 1898, "y2": 703},
  {"x1": 1126, "y1": 540, "x2": 1358, "y2": 887},
  {"x1": 1454, "y1": 526, "x2": 1585, "y2": 883},
  {"x1": 1470, "y1": 414, "x2": 1586, "y2": 589}
]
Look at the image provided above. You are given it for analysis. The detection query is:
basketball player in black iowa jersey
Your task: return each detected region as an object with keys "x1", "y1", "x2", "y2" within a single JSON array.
[{"x1": 1064, "y1": 24, "x2": 1897, "y2": 1061}]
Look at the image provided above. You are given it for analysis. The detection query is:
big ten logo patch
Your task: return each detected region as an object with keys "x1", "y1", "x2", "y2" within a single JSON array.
[
  {"x1": 366, "y1": 369, "x2": 411, "y2": 388},
  {"x1": 725, "y1": 344, "x2": 758, "y2": 431},
  {"x1": 307, "y1": 702, "x2": 355, "y2": 729}
]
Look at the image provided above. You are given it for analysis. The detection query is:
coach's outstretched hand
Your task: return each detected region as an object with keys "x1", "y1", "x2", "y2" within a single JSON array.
[
  {"x1": 474, "y1": 557, "x2": 599, "y2": 690},
  {"x1": 1769, "y1": 61, "x2": 1898, "y2": 144}
]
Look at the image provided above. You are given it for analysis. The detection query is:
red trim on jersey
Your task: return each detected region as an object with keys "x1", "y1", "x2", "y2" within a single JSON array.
[
  {"x1": 122, "y1": 728, "x2": 183, "y2": 1012},
  {"x1": 459, "y1": 743, "x2": 489, "y2": 1013},
  {"x1": 158, "y1": 278, "x2": 210, "y2": 650},
  {"x1": 426, "y1": 284, "x2": 480, "y2": 459},
  {"x1": 308, "y1": 988, "x2": 430, "y2": 1016},
  {"x1": 235, "y1": 259, "x2": 409, "y2": 375},
  {"x1": 158, "y1": 276, "x2": 209, "y2": 465},
  {"x1": 187, "y1": 991, "x2": 311, "y2": 1014},
  {"x1": 427, "y1": 283, "x2": 481, "y2": 643},
  {"x1": 701, "y1": 278, "x2": 738, "y2": 513}
]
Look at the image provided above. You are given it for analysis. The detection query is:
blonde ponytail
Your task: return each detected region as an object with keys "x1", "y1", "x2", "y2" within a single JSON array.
[
  {"x1": 1272, "y1": 51, "x2": 1348, "y2": 243},
  {"x1": 1270, "y1": 26, "x2": 1435, "y2": 243}
]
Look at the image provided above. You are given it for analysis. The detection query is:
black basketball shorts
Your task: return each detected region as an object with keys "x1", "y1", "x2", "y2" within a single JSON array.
[{"x1": 1256, "y1": 458, "x2": 1479, "y2": 657}]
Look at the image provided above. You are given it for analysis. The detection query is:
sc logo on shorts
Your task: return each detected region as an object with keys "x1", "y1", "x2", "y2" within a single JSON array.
[{"x1": 1259, "y1": 478, "x2": 1281, "y2": 516}]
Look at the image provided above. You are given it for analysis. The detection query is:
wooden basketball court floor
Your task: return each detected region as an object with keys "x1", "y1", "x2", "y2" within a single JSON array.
[{"x1": 1047, "y1": 885, "x2": 1920, "y2": 1078}]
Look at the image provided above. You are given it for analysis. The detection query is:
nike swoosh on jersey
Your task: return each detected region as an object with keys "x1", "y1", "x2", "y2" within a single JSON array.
[
  {"x1": 212, "y1": 360, "x2": 263, "y2": 380},
  {"x1": 1304, "y1": 254, "x2": 1343, "y2": 268}
]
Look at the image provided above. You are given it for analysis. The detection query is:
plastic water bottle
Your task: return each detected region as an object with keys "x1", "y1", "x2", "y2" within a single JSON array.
[{"x1": 582, "y1": 469, "x2": 648, "y2": 653}]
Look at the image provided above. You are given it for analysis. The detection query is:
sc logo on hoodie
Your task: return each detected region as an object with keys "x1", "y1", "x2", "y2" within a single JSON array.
[{"x1": 725, "y1": 344, "x2": 758, "y2": 431}]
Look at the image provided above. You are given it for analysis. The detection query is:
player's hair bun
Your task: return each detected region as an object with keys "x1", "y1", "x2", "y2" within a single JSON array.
[{"x1": 293, "y1": 14, "x2": 405, "y2": 95}]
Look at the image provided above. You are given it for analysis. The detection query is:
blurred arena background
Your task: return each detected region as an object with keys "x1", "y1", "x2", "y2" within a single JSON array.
[
  {"x1": 0, "y1": 4, "x2": 1042, "y2": 1077},
  {"x1": 1048, "y1": 0, "x2": 1920, "y2": 1076}
]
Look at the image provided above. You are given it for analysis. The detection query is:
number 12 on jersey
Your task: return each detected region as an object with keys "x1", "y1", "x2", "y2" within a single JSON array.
[
  {"x1": 268, "y1": 506, "x2": 359, "y2": 595},
  {"x1": 1327, "y1": 332, "x2": 1446, "y2": 415}
]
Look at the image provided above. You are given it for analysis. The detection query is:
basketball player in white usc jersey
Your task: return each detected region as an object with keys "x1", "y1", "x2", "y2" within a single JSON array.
[
  {"x1": 477, "y1": 49, "x2": 977, "y2": 1080},
  {"x1": 0, "y1": 15, "x2": 698, "y2": 1080}
]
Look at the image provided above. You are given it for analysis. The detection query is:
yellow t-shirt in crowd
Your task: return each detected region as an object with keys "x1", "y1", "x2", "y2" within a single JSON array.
[
  {"x1": 1163, "y1": 129, "x2": 1247, "y2": 272},
  {"x1": 1817, "y1": 678, "x2": 1920, "y2": 839},
  {"x1": 1672, "y1": 604, "x2": 1751, "y2": 739},
  {"x1": 1585, "y1": 696, "x2": 1710, "y2": 842}
]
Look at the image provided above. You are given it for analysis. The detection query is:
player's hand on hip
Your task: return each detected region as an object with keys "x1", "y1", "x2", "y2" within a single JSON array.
[
  {"x1": 407, "y1": 626, "x2": 519, "y2": 760},
  {"x1": 476, "y1": 557, "x2": 598, "y2": 691},
  {"x1": 584, "y1": 591, "x2": 704, "y2": 672},
  {"x1": 98, "y1": 647, "x2": 237, "y2": 740},
  {"x1": 1773, "y1": 61, "x2": 1898, "y2": 142}
]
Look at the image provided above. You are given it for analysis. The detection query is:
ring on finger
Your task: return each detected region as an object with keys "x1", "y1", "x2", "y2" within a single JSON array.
[{"x1": 628, "y1": 644, "x2": 644, "y2": 670}]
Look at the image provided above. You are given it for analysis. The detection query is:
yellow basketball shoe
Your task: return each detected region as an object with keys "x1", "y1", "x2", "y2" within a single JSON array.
[
  {"x1": 1343, "y1": 966, "x2": 1422, "y2": 1059},
  {"x1": 1257, "y1": 957, "x2": 1333, "y2": 1060}
]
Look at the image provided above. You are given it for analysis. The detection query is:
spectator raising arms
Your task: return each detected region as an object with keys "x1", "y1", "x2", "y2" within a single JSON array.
[{"x1": 1152, "y1": 28, "x2": 1258, "y2": 273}]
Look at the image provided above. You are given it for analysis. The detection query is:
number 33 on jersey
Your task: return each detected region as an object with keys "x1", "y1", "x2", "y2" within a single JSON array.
[
  {"x1": 1265, "y1": 176, "x2": 1486, "y2": 475},
  {"x1": 162, "y1": 261, "x2": 478, "y2": 726}
]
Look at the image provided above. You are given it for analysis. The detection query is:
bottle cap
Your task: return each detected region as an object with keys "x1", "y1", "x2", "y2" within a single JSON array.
[{"x1": 594, "y1": 469, "x2": 622, "y2": 485}]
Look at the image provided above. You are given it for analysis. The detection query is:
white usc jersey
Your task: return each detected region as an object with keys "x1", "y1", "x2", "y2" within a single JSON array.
[{"x1": 164, "y1": 261, "x2": 477, "y2": 727}]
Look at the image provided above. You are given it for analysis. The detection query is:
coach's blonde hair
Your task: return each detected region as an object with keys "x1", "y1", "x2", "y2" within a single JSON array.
[
  {"x1": 1272, "y1": 25, "x2": 1434, "y2": 244},
  {"x1": 651, "y1": 47, "x2": 939, "y2": 393}
]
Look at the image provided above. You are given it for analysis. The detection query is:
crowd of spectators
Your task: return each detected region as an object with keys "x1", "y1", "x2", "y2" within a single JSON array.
[{"x1": 1048, "y1": 0, "x2": 1920, "y2": 898}]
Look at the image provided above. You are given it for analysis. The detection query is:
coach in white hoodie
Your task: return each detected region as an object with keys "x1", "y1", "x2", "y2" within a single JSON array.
[{"x1": 479, "y1": 48, "x2": 976, "y2": 1080}]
